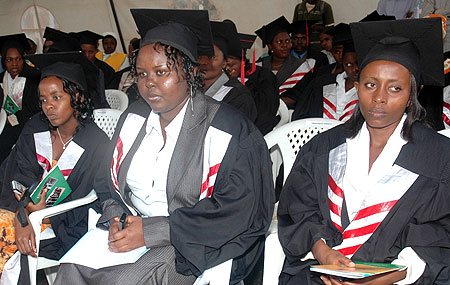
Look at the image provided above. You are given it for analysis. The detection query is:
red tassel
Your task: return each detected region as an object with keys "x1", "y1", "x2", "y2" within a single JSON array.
[
  {"x1": 306, "y1": 19, "x2": 309, "y2": 47},
  {"x1": 241, "y1": 49, "x2": 246, "y2": 85},
  {"x1": 246, "y1": 49, "x2": 257, "y2": 76}
]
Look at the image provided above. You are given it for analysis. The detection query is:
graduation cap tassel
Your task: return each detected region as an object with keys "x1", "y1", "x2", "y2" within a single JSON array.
[
  {"x1": 246, "y1": 49, "x2": 257, "y2": 76},
  {"x1": 306, "y1": 19, "x2": 309, "y2": 47},
  {"x1": 241, "y1": 49, "x2": 246, "y2": 85}
]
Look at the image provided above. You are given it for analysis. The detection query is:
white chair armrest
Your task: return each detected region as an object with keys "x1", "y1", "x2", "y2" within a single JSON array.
[{"x1": 28, "y1": 190, "x2": 98, "y2": 231}]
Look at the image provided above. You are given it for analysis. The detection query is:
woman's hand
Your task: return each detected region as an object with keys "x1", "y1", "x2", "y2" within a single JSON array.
[
  {"x1": 14, "y1": 214, "x2": 37, "y2": 257},
  {"x1": 25, "y1": 188, "x2": 48, "y2": 213},
  {"x1": 312, "y1": 239, "x2": 355, "y2": 267},
  {"x1": 108, "y1": 216, "x2": 145, "y2": 252}
]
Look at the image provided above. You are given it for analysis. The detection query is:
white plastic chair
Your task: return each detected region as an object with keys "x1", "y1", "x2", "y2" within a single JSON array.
[
  {"x1": 438, "y1": 128, "x2": 450, "y2": 138},
  {"x1": 105, "y1": 89, "x2": 129, "y2": 111},
  {"x1": 93, "y1": 108, "x2": 122, "y2": 139},
  {"x1": 0, "y1": 109, "x2": 7, "y2": 135},
  {"x1": 262, "y1": 118, "x2": 343, "y2": 285},
  {"x1": 274, "y1": 99, "x2": 290, "y2": 130},
  {"x1": 27, "y1": 190, "x2": 98, "y2": 285}
]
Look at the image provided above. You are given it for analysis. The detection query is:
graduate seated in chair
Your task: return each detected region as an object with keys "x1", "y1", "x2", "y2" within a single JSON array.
[
  {"x1": 0, "y1": 51, "x2": 109, "y2": 280},
  {"x1": 54, "y1": 9, "x2": 274, "y2": 285},
  {"x1": 278, "y1": 18, "x2": 450, "y2": 285}
]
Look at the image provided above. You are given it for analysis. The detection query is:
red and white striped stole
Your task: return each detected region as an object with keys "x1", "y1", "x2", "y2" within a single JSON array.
[
  {"x1": 279, "y1": 58, "x2": 315, "y2": 95},
  {"x1": 199, "y1": 126, "x2": 232, "y2": 200},
  {"x1": 322, "y1": 83, "x2": 358, "y2": 122},
  {"x1": 328, "y1": 143, "x2": 419, "y2": 258},
  {"x1": 443, "y1": 86, "x2": 450, "y2": 129},
  {"x1": 110, "y1": 113, "x2": 146, "y2": 192},
  {"x1": 34, "y1": 131, "x2": 84, "y2": 180}
]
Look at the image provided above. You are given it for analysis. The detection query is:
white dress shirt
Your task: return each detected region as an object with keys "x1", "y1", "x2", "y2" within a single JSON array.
[{"x1": 126, "y1": 100, "x2": 188, "y2": 217}]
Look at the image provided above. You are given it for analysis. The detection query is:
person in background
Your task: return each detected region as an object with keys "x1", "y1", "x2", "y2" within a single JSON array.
[
  {"x1": 278, "y1": 17, "x2": 450, "y2": 285},
  {"x1": 377, "y1": 0, "x2": 418, "y2": 19},
  {"x1": 0, "y1": 52, "x2": 108, "y2": 281},
  {"x1": 0, "y1": 33, "x2": 40, "y2": 164},
  {"x1": 74, "y1": 30, "x2": 115, "y2": 91},
  {"x1": 256, "y1": 16, "x2": 315, "y2": 108},
  {"x1": 54, "y1": 9, "x2": 274, "y2": 285},
  {"x1": 226, "y1": 30, "x2": 280, "y2": 135},
  {"x1": 421, "y1": 0, "x2": 450, "y2": 52},
  {"x1": 25, "y1": 37, "x2": 37, "y2": 55},
  {"x1": 320, "y1": 27, "x2": 335, "y2": 64},
  {"x1": 292, "y1": 40, "x2": 359, "y2": 122},
  {"x1": 198, "y1": 21, "x2": 257, "y2": 122},
  {"x1": 95, "y1": 32, "x2": 129, "y2": 72},
  {"x1": 293, "y1": 0, "x2": 334, "y2": 52}
]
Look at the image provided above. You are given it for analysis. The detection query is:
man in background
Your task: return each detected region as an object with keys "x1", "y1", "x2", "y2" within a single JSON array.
[{"x1": 95, "y1": 32, "x2": 129, "y2": 72}]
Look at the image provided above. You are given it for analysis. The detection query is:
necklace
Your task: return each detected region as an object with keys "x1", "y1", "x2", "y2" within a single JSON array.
[{"x1": 56, "y1": 128, "x2": 74, "y2": 150}]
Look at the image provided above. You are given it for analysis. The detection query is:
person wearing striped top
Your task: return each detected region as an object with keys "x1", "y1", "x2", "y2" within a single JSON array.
[{"x1": 278, "y1": 18, "x2": 449, "y2": 284}]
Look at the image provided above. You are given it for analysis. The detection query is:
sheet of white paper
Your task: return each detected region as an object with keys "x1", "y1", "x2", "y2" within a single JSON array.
[{"x1": 59, "y1": 227, "x2": 149, "y2": 269}]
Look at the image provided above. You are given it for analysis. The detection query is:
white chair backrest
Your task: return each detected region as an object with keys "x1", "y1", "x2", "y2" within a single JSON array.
[
  {"x1": 274, "y1": 99, "x2": 290, "y2": 129},
  {"x1": 0, "y1": 109, "x2": 6, "y2": 135},
  {"x1": 438, "y1": 128, "x2": 450, "y2": 138},
  {"x1": 105, "y1": 89, "x2": 129, "y2": 111},
  {"x1": 265, "y1": 118, "x2": 343, "y2": 184},
  {"x1": 93, "y1": 109, "x2": 123, "y2": 140}
]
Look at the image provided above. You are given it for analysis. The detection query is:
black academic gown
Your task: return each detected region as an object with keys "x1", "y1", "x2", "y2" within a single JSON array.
[
  {"x1": 245, "y1": 66, "x2": 280, "y2": 135},
  {"x1": 278, "y1": 122, "x2": 450, "y2": 284},
  {"x1": 261, "y1": 54, "x2": 302, "y2": 90},
  {"x1": 94, "y1": 58, "x2": 115, "y2": 90},
  {"x1": 0, "y1": 65, "x2": 40, "y2": 164},
  {"x1": 292, "y1": 73, "x2": 337, "y2": 121},
  {"x1": 222, "y1": 77, "x2": 258, "y2": 123},
  {"x1": 0, "y1": 114, "x2": 109, "y2": 259}
]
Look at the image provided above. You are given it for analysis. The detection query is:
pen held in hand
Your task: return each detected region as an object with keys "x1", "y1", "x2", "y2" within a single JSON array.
[{"x1": 118, "y1": 213, "x2": 127, "y2": 231}]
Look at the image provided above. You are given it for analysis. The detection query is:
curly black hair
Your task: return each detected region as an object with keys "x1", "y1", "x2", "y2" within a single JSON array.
[
  {"x1": 345, "y1": 73, "x2": 425, "y2": 142},
  {"x1": 131, "y1": 42, "x2": 204, "y2": 95},
  {"x1": 39, "y1": 77, "x2": 94, "y2": 130}
]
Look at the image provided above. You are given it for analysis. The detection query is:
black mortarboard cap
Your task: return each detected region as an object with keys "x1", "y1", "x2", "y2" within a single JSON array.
[
  {"x1": 43, "y1": 27, "x2": 67, "y2": 42},
  {"x1": 238, "y1": 33, "x2": 257, "y2": 50},
  {"x1": 74, "y1": 30, "x2": 103, "y2": 46},
  {"x1": 130, "y1": 9, "x2": 214, "y2": 62},
  {"x1": 342, "y1": 40, "x2": 355, "y2": 56},
  {"x1": 27, "y1": 51, "x2": 100, "y2": 95},
  {"x1": 289, "y1": 19, "x2": 320, "y2": 35},
  {"x1": 360, "y1": 10, "x2": 396, "y2": 22},
  {"x1": 326, "y1": 23, "x2": 352, "y2": 46},
  {"x1": 0, "y1": 33, "x2": 31, "y2": 54},
  {"x1": 255, "y1": 16, "x2": 290, "y2": 47},
  {"x1": 350, "y1": 18, "x2": 444, "y2": 86},
  {"x1": 210, "y1": 21, "x2": 241, "y2": 59}
]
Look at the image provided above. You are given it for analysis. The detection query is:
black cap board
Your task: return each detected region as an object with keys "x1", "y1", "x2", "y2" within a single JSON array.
[
  {"x1": 238, "y1": 33, "x2": 257, "y2": 50},
  {"x1": 74, "y1": 30, "x2": 103, "y2": 46},
  {"x1": 360, "y1": 10, "x2": 396, "y2": 22},
  {"x1": 43, "y1": 27, "x2": 67, "y2": 42},
  {"x1": 255, "y1": 16, "x2": 290, "y2": 47},
  {"x1": 210, "y1": 21, "x2": 241, "y2": 59},
  {"x1": 27, "y1": 51, "x2": 101, "y2": 96},
  {"x1": 325, "y1": 23, "x2": 352, "y2": 46},
  {"x1": 0, "y1": 33, "x2": 31, "y2": 54},
  {"x1": 350, "y1": 17, "x2": 444, "y2": 86},
  {"x1": 130, "y1": 9, "x2": 214, "y2": 62},
  {"x1": 289, "y1": 19, "x2": 320, "y2": 35}
]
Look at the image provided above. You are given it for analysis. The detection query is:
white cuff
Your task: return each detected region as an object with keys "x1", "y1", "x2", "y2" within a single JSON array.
[{"x1": 392, "y1": 247, "x2": 426, "y2": 284}]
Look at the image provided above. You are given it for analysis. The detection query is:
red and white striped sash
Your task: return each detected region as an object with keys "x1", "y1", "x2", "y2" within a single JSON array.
[
  {"x1": 443, "y1": 86, "x2": 450, "y2": 129},
  {"x1": 199, "y1": 126, "x2": 232, "y2": 200},
  {"x1": 34, "y1": 131, "x2": 84, "y2": 180},
  {"x1": 323, "y1": 83, "x2": 358, "y2": 122},
  {"x1": 110, "y1": 113, "x2": 146, "y2": 192},
  {"x1": 328, "y1": 143, "x2": 418, "y2": 258},
  {"x1": 279, "y1": 58, "x2": 315, "y2": 94}
]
